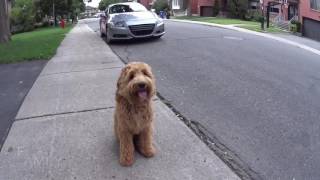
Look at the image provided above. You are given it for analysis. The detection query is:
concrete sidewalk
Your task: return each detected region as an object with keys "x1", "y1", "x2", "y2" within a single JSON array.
[
  {"x1": 272, "y1": 33, "x2": 320, "y2": 51},
  {"x1": 0, "y1": 21, "x2": 240, "y2": 180}
]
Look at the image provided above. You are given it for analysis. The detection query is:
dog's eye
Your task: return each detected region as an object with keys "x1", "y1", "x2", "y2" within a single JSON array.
[
  {"x1": 129, "y1": 74, "x2": 134, "y2": 80},
  {"x1": 142, "y1": 70, "x2": 150, "y2": 77}
]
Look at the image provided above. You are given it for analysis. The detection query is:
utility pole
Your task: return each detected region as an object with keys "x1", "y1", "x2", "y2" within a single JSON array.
[
  {"x1": 267, "y1": 2, "x2": 270, "y2": 28},
  {"x1": 53, "y1": 0, "x2": 55, "y2": 26},
  {"x1": 260, "y1": 0, "x2": 265, "y2": 31}
]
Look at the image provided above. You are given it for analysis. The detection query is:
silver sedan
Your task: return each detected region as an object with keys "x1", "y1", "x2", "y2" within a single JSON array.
[{"x1": 99, "y1": 2, "x2": 165, "y2": 43}]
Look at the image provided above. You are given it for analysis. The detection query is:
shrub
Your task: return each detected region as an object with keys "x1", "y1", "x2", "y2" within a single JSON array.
[
  {"x1": 152, "y1": 0, "x2": 170, "y2": 14},
  {"x1": 227, "y1": 0, "x2": 249, "y2": 19},
  {"x1": 10, "y1": 0, "x2": 35, "y2": 34},
  {"x1": 212, "y1": 0, "x2": 220, "y2": 17},
  {"x1": 245, "y1": 9, "x2": 262, "y2": 21},
  {"x1": 290, "y1": 20, "x2": 301, "y2": 32}
]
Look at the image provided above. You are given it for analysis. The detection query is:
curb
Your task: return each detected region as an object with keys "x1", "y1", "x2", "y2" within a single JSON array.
[{"x1": 168, "y1": 19, "x2": 320, "y2": 56}]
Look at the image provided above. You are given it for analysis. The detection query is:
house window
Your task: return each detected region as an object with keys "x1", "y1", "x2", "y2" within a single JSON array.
[
  {"x1": 172, "y1": 0, "x2": 180, "y2": 9},
  {"x1": 270, "y1": 7, "x2": 279, "y2": 13},
  {"x1": 310, "y1": 0, "x2": 320, "y2": 11},
  {"x1": 250, "y1": 1, "x2": 258, "y2": 9}
]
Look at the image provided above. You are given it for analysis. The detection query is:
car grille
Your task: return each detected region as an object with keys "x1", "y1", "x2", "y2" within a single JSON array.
[{"x1": 129, "y1": 24, "x2": 155, "y2": 36}]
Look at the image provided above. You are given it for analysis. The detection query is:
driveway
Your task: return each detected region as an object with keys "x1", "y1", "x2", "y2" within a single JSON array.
[
  {"x1": 0, "y1": 60, "x2": 46, "y2": 150},
  {"x1": 87, "y1": 19, "x2": 320, "y2": 180}
]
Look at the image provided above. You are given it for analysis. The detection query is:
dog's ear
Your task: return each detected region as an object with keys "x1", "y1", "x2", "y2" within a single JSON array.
[
  {"x1": 143, "y1": 63, "x2": 154, "y2": 79},
  {"x1": 117, "y1": 65, "x2": 131, "y2": 88}
]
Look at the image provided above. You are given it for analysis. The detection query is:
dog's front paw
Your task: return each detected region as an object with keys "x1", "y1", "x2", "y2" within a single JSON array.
[
  {"x1": 119, "y1": 155, "x2": 134, "y2": 166},
  {"x1": 140, "y1": 146, "x2": 156, "y2": 158}
]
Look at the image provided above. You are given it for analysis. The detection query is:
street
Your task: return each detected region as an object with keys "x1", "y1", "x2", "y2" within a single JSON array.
[{"x1": 87, "y1": 19, "x2": 320, "y2": 179}]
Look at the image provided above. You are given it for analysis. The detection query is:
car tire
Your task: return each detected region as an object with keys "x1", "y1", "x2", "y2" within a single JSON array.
[{"x1": 105, "y1": 28, "x2": 113, "y2": 44}]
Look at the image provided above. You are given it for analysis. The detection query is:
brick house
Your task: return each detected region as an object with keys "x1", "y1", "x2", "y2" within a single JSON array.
[
  {"x1": 170, "y1": 0, "x2": 320, "y2": 41},
  {"x1": 172, "y1": 0, "x2": 217, "y2": 16},
  {"x1": 263, "y1": 0, "x2": 299, "y2": 21},
  {"x1": 263, "y1": 0, "x2": 320, "y2": 41},
  {"x1": 172, "y1": 0, "x2": 260, "y2": 16},
  {"x1": 300, "y1": 0, "x2": 320, "y2": 41},
  {"x1": 137, "y1": 0, "x2": 153, "y2": 9},
  {"x1": 191, "y1": 0, "x2": 213, "y2": 16}
]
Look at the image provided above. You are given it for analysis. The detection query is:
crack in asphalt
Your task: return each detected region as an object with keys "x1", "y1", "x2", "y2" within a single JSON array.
[
  {"x1": 109, "y1": 45, "x2": 262, "y2": 180},
  {"x1": 155, "y1": 93, "x2": 263, "y2": 180}
]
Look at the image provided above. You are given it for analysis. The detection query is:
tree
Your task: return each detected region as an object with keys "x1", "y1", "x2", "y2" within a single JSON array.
[
  {"x1": 227, "y1": 0, "x2": 248, "y2": 19},
  {"x1": 34, "y1": 0, "x2": 85, "y2": 18},
  {"x1": 11, "y1": 0, "x2": 36, "y2": 33},
  {"x1": 186, "y1": 0, "x2": 192, "y2": 16},
  {"x1": 212, "y1": 0, "x2": 220, "y2": 16},
  {"x1": 152, "y1": 0, "x2": 170, "y2": 14},
  {"x1": 0, "y1": 0, "x2": 11, "y2": 43},
  {"x1": 98, "y1": 0, "x2": 119, "y2": 11},
  {"x1": 34, "y1": 0, "x2": 85, "y2": 25}
]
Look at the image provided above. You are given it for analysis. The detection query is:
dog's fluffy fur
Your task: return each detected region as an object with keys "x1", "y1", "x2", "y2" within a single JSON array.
[{"x1": 114, "y1": 62, "x2": 156, "y2": 166}]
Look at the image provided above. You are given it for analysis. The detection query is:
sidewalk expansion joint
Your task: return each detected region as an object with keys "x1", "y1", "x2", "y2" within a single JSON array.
[
  {"x1": 40, "y1": 66, "x2": 123, "y2": 77},
  {"x1": 15, "y1": 106, "x2": 115, "y2": 121}
]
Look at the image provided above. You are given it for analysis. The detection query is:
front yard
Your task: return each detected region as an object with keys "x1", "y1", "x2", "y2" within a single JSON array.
[
  {"x1": 0, "y1": 26, "x2": 73, "y2": 64},
  {"x1": 173, "y1": 16, "x2": 283, "y2": 33}
]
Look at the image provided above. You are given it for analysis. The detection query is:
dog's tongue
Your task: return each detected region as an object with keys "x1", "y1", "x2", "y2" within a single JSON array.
[{"x1": 138, "y1": 91, "x2": 147, "y2": 100}]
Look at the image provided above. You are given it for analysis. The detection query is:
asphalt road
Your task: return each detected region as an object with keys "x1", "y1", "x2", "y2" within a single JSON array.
[
  {"x1": 86, "y1": 19, "x2": 320, "y2": 180},
  {"x1": 0, "y1": 60, "x2": 47, "y2": 150}
]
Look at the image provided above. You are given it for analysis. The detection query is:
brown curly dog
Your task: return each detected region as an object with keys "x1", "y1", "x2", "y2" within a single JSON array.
[{"x1": 114, "y1": 62, "x2": 156, "y2": 166}]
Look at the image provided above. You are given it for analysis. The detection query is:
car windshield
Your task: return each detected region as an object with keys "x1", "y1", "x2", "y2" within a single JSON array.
[{"x1": 109, "y1": 3, "x2": 147, "y2": 14}]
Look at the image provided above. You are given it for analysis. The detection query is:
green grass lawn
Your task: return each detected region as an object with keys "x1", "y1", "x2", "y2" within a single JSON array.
[
  {"x1": 0, "y1": 26, "x2": 73, "y2": 64},
  {"x1": 174, "y1": 16, "x2": 257, "y2": 25},
  {"x1": 238, "y1": 24, "x2": 283, "y2": 33},
  {"x1": 173, "y1": 16, "x2": 283, "y2": 33}
]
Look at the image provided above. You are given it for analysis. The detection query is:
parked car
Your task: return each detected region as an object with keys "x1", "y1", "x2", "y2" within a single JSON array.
[{"x1": 99, "y1": 2, "x2": 165, "y2": 43}]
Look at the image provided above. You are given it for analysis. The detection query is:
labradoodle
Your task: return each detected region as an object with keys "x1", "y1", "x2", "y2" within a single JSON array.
[{"x1": 114, "y1": 62, "x2": 156, "y2": 166}]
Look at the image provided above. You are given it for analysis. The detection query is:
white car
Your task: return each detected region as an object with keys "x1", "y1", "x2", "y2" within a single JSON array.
[{"x1": 99, "y1": 2, "x2": 165, "y2": 43}]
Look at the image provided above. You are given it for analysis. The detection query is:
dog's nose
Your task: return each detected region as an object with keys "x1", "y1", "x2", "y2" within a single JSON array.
[{"x1": 138, "y1": 83, "x2": 146, "y2": 89}]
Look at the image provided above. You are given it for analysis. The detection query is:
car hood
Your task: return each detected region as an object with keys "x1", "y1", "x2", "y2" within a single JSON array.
[{"x1": 110, "y1": 11, "x2": 158, "y2": 25}]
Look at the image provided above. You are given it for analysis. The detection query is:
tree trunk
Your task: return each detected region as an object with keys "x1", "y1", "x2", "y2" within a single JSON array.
[
  {"x1": 0, "y1": 0, "x2": 11, "y2": 43},
  {"x1": 186, "y1": 0, "x2": 192, "y2": 16}
]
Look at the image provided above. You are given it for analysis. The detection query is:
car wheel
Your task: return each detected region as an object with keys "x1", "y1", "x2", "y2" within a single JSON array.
[{"x1": 105, "y1": 27, "x2": 113, "y2": 44}]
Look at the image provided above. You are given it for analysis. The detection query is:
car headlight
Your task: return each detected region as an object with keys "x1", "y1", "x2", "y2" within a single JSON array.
[
  {"x1": 156, "y1": 20, "x2": 164, "y2": 27},
  {"x1": 114, "y1": 21, "x2": 126, "y2": 27}
]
